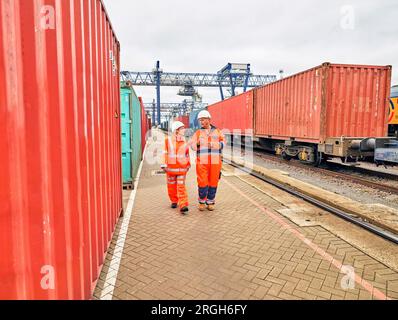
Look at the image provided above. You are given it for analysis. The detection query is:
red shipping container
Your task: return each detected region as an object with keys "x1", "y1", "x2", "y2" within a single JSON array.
[
  {"x1": 147, "y1": 117, "x2": 152, "y2": 137},
  {"x1": 208, "y1": 91, "x2": 254, "y2": 135},
  {"x1": 254, "y1": 63, "x2": 391, "y2": 143},
  {"x1": 139, "y1": 97, "x2": 147, "y2": 154},
  {"x1": 175, "y1": 115, "x2": 190, "y2": 129},
  {"x1": 0, "y1": 0, "x2": 121, "y2": 299},
  {"x1": 148, "y1": 118, "x2": 152, "y2": 129}
]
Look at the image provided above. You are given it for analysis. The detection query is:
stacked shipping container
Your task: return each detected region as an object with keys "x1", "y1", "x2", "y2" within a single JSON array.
[
  {"x1": 121, "y1": 84, "x2": 138, "y2": 185},
  {"x1": 130, "y1": 89, "x2": 142, "y2": 180},
  {"x1": 120, "y1": 83, "x2": 152, "y2": 186},
  {"x1": 139, "y1": 97, "x2": 150, "y2": 154},
  {"x1": 0, "y1": 0, "x2": 121, "y2": 299}
]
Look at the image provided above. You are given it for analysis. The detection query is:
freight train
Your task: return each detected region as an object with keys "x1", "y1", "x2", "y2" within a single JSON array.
[{"x1": 207, "y1": 63, "x2": 398, "y2": 165}]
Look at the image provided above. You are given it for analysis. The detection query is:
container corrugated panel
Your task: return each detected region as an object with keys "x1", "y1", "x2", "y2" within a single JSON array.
[
  {"x1": 208, "y1": 91, "x2": 253, "y2": 134},
  {"x1": 121, "y1": 87, "x2": 133, "y2": 184},
  {"x1": 0, "y1": 0, "x2": 121, "y2": 300},
  {"x1": 131, "y1": 88, "x2": 142, "y2": 178},
  {"x1": 139, "y1": 97, "x2": 148, "y2": 154},
  {"x1": 254, "y1": 63, "x2": 391, "y2": 143},
  {"x1": 325, "y1": 64, "x2": 391, "y2": 138}
]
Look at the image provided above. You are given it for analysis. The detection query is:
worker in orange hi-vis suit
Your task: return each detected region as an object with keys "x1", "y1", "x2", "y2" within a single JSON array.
[
  {"x1": 161, "y1": 121, "x2": 191, "y2": 214},
  {"x1": 190, "y1": 110, "x2": 225, "y2": 212}
]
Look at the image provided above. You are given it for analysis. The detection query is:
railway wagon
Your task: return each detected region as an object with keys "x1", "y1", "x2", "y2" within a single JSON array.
[
  {"x1": 389, "y1": 85, "x2": 398, "y2": 137},
  {"x1": 253, "y1": 63, "x2": 392, "y2": 164},
  {"x1": 208, "y1": 90, "x2": 254, "y2": 136},
  {"x1": 207, "y1": 62, "x2": 395, "y2": 164},
  {"x1": 0, "y1": 0, "x2": 121, "y2": 299}
]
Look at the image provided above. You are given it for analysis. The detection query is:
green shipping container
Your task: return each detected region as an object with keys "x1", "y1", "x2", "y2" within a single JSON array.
[{"x1": 121, "y1": 83, "x2": 142, "y2": 186}]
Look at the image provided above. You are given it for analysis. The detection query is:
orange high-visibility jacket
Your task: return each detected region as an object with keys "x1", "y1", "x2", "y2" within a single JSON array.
[
  {"x1": 191, "y1": 126, "x2": 225, "y2": 161},
  {"x1": 162, "y1": 135, "x2": 191, "y2": 175}
]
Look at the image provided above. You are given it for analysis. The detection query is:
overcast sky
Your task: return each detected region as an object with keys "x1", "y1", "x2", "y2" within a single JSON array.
[{"x1": 103, "y1": 0, "x2": 398, "y2": 105}]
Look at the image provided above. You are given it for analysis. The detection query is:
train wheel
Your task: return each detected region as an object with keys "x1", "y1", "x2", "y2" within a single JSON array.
[{"x1": 314, "y1": 152, "x2": 324, "y2": 167}]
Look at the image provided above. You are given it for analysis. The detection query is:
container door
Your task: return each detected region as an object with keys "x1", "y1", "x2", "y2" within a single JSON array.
[{"x1": 121, "y1": 89, "x2": 133, "y2": 184}]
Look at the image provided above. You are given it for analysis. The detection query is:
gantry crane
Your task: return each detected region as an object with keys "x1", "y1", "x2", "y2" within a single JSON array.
[
  {"x1": 144, "y1": 100, "x2": 208, "y2": 123},
  {"x1": 120, "y1": 61, "x2": 277, "y2": 125}
]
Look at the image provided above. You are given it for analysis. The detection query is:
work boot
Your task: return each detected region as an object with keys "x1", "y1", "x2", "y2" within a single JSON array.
[
  {"x1": 171, "y1": 203, "x2": 178, "y2": 209},
  {"x1": 207, "y1": 204, "x2": 215, "y2": 211},
  {"x1": 180, "y1": 207, "x2": 189, "y2": 214},
  {"x1": 199, "y1": 203, "x2": 206, "y2": 211}
]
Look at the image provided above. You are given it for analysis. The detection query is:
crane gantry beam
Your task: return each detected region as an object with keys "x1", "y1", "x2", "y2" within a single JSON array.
[
  {"x1": 144, "y1": 101, "x2": 208, "y2": 122},
  {"x1": 121, "y1": 61, "x2": 277, "y2": 125},
  {"x1": 120, "y1": 71, "x2": 276, "y2": 87}
]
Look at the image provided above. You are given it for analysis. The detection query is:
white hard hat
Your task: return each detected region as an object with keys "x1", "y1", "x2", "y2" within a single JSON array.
[
  {"x1": 171, "y1": 121, "x2": 185, "y2": 133},
  {"x1": 198, "y1": 110, "x2": 211, "y2": 120}
]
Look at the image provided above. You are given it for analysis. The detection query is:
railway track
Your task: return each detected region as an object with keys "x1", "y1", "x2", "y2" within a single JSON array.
[
  {"x1": 224, "y1": 158, "x2": 398, "y2": 245},
  {"x1": 253, "y1": 151, "x2": 398, "y2": 195},
  {"x1": 326, "y1": 161, "x2": 398, "y2": 181}
]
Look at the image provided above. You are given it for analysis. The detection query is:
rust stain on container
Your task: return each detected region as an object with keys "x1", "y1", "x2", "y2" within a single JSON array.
[
  {"x1": 254, "y1": 63, "x2": 391, "y2": 143},
  {"x1": 0, "y1": 0, "x2": 121, "y2": 299}
]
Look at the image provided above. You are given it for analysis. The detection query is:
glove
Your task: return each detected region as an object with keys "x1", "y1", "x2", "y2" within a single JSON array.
[{"x1": 160, "y1": 164, "x2": 167, "y2": 172}]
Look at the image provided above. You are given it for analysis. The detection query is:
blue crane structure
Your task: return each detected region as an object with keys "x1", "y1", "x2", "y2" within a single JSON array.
[
  {"x1": 144, "y1": 100, "x2": 208, "y2": 122},
  {"x1": 120, "y1": 61, "x2": 277, "y2": 125}
]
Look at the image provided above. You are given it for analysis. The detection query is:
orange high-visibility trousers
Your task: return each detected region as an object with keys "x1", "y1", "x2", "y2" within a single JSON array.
[
  {"x1": 167, "y1": 174, "x2": 189, "y2": 208},
  {"x1": 191, "y1": 126, "x2": 225, "y2": 205},
  {"x1": 196, "y1": 162, "x2": 222, "y2": 205}
]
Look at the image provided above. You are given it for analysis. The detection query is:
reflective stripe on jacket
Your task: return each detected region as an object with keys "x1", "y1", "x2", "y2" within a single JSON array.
[
  {"x1": 163, "y1": 135, "x2": 190, "y2": 174},
  {"x1": 191, "y1": 126, "x2": 225, "y2": 159}
]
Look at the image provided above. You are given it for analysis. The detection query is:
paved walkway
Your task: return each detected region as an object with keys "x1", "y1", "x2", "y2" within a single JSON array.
[{"x1": 94, "y1": 131, "x2": 398, "y2": 300}]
